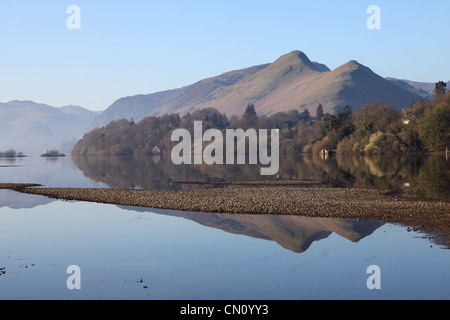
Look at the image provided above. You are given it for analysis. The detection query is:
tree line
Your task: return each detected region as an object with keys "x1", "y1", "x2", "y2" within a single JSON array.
[{"x1": 72, "y1": 82, "x2": 450, "y2": 156}]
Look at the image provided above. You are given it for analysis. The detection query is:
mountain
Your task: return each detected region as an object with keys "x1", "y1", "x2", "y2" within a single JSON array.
[
  {"x1": 308, "y1": 60, "x2": 424, "y2": 113},
  {"x1": 161, "y1": 50, "x2": 325, "y2": 116},
  {"x1": 90, "y1": 64, "x2": 270, "y2": 128},
  {"x1": 0, "y1": 100, "x2": 98, "y2": 155},
  {"x1": 90, "y1": 50, "x2": 424, "y2": 127}
]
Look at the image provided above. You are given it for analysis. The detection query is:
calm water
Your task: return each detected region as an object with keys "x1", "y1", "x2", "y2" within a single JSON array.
[{"x1": 0, "y1": 155, "x2": 449, "y2": 300}]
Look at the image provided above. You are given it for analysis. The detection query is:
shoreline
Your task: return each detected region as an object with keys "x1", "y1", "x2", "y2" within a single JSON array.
[
  {"x1": 175, "y1": 179, "x2": 326, "y2": 186},
  {"x1": 1, "y1": 182, "x2": 449, "y2": 243}
]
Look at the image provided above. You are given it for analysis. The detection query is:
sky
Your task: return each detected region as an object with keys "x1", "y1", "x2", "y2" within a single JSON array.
[{"x1": 0, "y1": 0, "x2": 449, "y2": 111}]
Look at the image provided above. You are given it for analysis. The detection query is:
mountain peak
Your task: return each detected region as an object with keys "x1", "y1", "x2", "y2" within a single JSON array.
[
  {"x1": 334, "y1": 60, "x2": 374, "y2": 75},
  {"x1": 272, "y1": 50, "x2": 318, "y2": 71},
  {"x1": 343, "y1": 60, "x2": 363, "y2": 68},
  {"x1": 285, "y1": 50, "x2": 308, "y2": 59},
  {"x1": 253, "y1": 50, "x2": 321, "y2": 83}
]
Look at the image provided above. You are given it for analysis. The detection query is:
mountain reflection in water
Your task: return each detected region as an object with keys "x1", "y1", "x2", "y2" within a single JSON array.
[
  {"x1": 0, "y1": 189, "x2": 383, "y2": 254},
  {"x1": 121, "y1": 206, "x2": 385, "y2": 254},
  {"x1": 2, "y1": 153, "x2": 448, "y2": 252}
]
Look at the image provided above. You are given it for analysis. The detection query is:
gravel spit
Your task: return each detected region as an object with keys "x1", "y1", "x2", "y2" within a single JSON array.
[{"x1": 1, "y1": 183, "x2": 449, "y2": 240}]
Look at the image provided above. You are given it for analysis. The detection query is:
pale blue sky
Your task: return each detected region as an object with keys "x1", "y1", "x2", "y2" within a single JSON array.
[{"x1": 0, "y1": 0, "x2": 448, "y2": 111}]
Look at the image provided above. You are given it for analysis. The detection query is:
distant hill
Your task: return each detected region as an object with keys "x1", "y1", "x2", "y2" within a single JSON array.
[
  {"x1": 90, "y1": 50, "x2": 424, "y2": 127},
  {"x1": 89, "y1": 88, "x2": 186, "y2": 129},
  {"x1": 386, "y1": 78, "x2": 450, "y2": 101},
  {"x1": 0, "y1": 101, "x2": 98, "y2": 155}
]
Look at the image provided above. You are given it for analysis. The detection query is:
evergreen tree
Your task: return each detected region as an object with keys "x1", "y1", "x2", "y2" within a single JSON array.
[
  {"x1": 241, "y1": 103, "x2": 258, "y2": 129},
  {"x1": 299, "y1": 109, "x2": 311, "y2": 122},
  {"x1": 434, "y1": 81, "x2": 447, "y2": 102},
  {"x1": 244, "y1": 103, "x2": 257, "y2": 117},
  {"x1": 343, "y1": 105, "x2": 352, "y2": 115},
  {"x1": 316, "y1": 103, "x2": 324, "y2": 120}
]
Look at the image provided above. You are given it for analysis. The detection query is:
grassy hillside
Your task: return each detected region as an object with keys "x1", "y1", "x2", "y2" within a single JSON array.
[{"x1": 89, "y1": 51, "x2": 424, "y2": 128}]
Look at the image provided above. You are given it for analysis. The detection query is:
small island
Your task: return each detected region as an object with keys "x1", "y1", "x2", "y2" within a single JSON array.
[
  {"x1": 0, "y1": 149, "x2": 26, "y2": 158},
  {"x1": 40, "y1": 150, "x2": 66, "y2": 158}
]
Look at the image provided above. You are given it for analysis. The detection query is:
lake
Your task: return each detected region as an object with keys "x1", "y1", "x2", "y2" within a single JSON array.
[{"x1": 0, "y1": 154, "x2": 449, "y2": 300}]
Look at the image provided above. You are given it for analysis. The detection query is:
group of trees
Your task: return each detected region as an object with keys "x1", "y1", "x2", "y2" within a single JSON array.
[
  {"x1": 415, "y1": 83, "x2": 450, "y2": 152},
  {"x1": 0, "y1": 149, "x2": 25, "y2": 158},
  {"x1": 72, "y1": 103, "x2": 326, "y2": 156},
  {"x1": 311, "y1": 82, "x2": 449, "y2": 155},
  {"x1": 73, "y1": 82, "x2": 450, "y2": 156},
  {"x1": 0, "y1": 149, "x2": 68, "y2": 158},
  {"x1": 40, "y1": 150, "x2": 66, "y2": 157}
]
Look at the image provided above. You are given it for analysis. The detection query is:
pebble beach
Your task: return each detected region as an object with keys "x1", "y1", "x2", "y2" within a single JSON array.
[{"x1": 1, "y1": 182, "x2": 449, "y2": 242}]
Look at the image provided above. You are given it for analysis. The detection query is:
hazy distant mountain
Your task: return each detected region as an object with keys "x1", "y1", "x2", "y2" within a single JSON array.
[
  {"x1": 90, "y1": 50, "x2": 424, "y2": 127},
  {"x1": 0, "y1": 100, "x2": 98, "y2": 155},
  {"x1": 89, "y1": 88, "x2": 186, "y2": 129},
  {"x1": 386, "y1": 78, "x2": 450, "y2": 101}
]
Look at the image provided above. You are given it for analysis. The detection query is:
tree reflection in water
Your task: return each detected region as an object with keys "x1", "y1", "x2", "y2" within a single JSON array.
[{"x1": 73, "y1": 154, "x2": 450, "y2": 200}]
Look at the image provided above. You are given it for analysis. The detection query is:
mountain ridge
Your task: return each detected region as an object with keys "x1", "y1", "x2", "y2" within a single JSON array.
[
  {"x1": 2, "y1": 51, "x2": 443, "y2": 155},
  {"x1": 89, "y1": 50, "x2": 425, "y2": 128}
]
